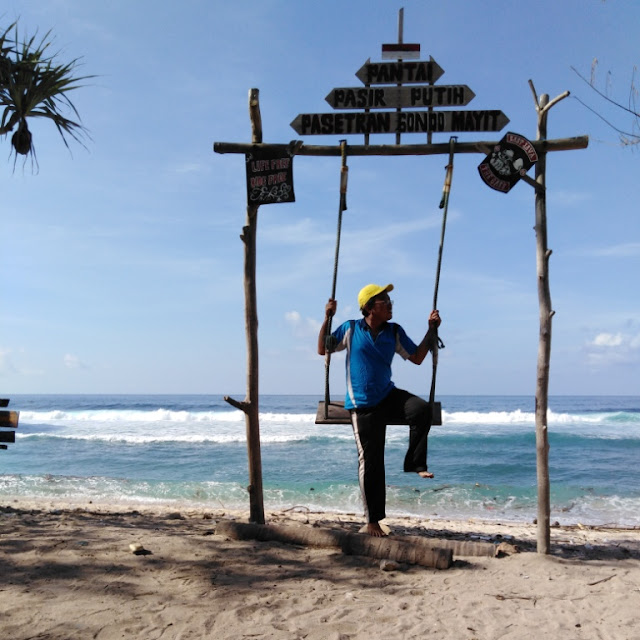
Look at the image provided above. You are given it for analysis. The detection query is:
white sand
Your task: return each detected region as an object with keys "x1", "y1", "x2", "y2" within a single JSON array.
[{"x1": 1, "y1": 499, "x2": 639, "y2": 639}]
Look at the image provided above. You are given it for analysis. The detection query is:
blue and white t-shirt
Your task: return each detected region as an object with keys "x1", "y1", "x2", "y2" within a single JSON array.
[{"x1": 329, "y1": 318, "x2": 417, "y2": 409}]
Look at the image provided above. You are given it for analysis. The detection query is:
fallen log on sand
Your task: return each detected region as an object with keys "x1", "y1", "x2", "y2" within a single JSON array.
[{"x1": 216, "y1": 521, "x2": 473, "y2": 569}]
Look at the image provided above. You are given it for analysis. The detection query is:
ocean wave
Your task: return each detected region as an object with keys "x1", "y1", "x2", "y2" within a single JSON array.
[
  {"x1": 19, "y1": 409, "x2": 330, "y2": 425},
  {"x1": 19, "y1": 407, "x2": 625, "y2": 425},
  {"x1": 16, "y1": 431, "x2": 355, "y2": 445},
  {"x1": 443, "y1": 409, "x2": 611, "y2": 425},
  {"x1": 17, "y1": 408, "x2": 640, "y2": 444},
  {"x1": 19, "y1": 409, "x2": 246, "y2": 423},
  {"x1": 608, "y1": 411, "x2": 640, "y2": 424}
]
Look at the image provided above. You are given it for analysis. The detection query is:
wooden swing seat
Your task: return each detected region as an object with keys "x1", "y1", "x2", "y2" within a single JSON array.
[{"x1": 315, "y1": 400, "x2": 442, "y2": 426}]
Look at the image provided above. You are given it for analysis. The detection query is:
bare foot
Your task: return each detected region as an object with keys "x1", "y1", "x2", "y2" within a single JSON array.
[
  {"x1": 418, "y1": 470, "x2": 434, "y2": 478},
  {"x1": 366, "y1": 522, "x2": 388, "y2": 537}
]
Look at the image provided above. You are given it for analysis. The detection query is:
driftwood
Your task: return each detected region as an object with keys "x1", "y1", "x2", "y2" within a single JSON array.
[
  {"x1": 402, "y1": 535, "x2": 517, "y2": 559},
  {"x1": 213, "y1": 520, "x2": 514, "y2": 569}
]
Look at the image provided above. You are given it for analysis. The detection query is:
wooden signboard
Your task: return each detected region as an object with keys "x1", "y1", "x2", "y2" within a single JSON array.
[
  {"x1": 355, "y1": 60, "x2": 445, "y2": 84},
  {"x1": 291, "y1": 110, "x2": 509, "y2": 136},
  {"x1": 0, "y1": 402, "x2": 19, "y2": 451},
  {"x1": 325, "y1": 85, "x2": 476, "y2": 109},
  {"x1": 477, "y1": 131, "x2": 539, "y2": 192},
  {"x1": 292, "y1": 52, "x2": 509, "y2": 139},
  {"x1": 246, "y1": 148, "x2": 295, "y2": 205}
]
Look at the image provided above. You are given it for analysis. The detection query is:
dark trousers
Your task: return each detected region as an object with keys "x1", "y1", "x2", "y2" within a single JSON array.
[{"x1": 350, "y1": 388, "x2": 432, "y2": 523}]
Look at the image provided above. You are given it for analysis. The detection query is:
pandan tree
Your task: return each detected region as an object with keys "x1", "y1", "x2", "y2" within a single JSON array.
[{"x1": 0, "y1": 21, "x2": 91, "y2": 166}]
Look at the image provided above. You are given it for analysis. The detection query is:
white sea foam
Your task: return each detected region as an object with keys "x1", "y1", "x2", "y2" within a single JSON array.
[
  {"x1": 16, "y1": 417, "x2": 354, "y2": 444},
  {"x1": 17, "y1": 407, "x2": 619, "y2": 428},
  {"x1": 17, "y1": 406, "x2": 640, "y2": 444},
  {"x1": 20, "y1": 409, "x2": 245, "y2": 423}
]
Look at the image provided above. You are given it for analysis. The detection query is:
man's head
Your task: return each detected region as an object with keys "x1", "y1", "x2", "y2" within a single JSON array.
[{"x1": 358, "y1": 283, "x2": 394, "y2": 317}]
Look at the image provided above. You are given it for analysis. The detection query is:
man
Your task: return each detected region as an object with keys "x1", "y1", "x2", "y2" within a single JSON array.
[{"x1": 318, "y1": 283, "x2": 441, "y2": 537}]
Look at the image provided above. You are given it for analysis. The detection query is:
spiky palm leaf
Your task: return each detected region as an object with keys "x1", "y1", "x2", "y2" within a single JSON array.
[{"x1": 0, "y1": 21, "x2": 92, "y2": 161}]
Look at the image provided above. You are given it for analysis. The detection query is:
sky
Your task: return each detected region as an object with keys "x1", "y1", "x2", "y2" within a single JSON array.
[{"x1": 1, "y1": 0, "x2": 639, "y2": 397}]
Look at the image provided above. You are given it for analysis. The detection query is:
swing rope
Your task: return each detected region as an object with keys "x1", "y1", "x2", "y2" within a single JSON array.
[
  {"x1": 324, "y1": 140, "x2": 349, "y2": 418},
  {"x1": 428, "y1": 136, "x2": 457, "y2": 411}
]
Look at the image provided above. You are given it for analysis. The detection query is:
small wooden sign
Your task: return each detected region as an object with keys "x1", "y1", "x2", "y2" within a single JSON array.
[
  {"x1": 291, "y1": 110, "x2": 509, "y2": 136},
  {"x1": 325, "y1": 85, "x2": 476, "y2": 109},
  {"x1": 246, "y1": 148, "x2": 295, "y2": 205},
  {"x1": 0, "y1": 410, "x2": 19, "y2": 428},
  {"x1": 0, "y1": 402, "x2": 19, "y2": 451},
  {"x1": 477, "y1": 131, "x2": 539, "y2": 193},
  {"x1": 356, "y1": 60, "x2": 445, "y2": 85}
]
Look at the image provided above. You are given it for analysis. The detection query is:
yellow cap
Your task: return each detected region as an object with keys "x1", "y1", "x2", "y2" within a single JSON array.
[{"x1": 358, "y1": 283, "x2": 394, "y2": 310}]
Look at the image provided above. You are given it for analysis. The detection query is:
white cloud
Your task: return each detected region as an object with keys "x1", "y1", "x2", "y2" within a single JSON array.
[
  {"x1": 64, "y1": 354, "x2": 89, "y2": 370},
  {"x1": 0, "y1": 348, "x2": 45, "y2": 378},
  {"x1": 572, "y1": 243, "x2": 640, "y2": 259},
  {"x1": 550, "y1": 190, "x2": 591, "y2": 207},
  {"x1": 0, "y1": 348, "x2": 17, "y2": 376},
  {"x1": 262, "y1": 218, "x2": 327, "y2": 246},
  {"x1": 591, "y1": 243, "x2": 640, "y2": 258},
  {"x1": 585, "y1": 330, "x2": 640, "y2": 367},
  {"x1": 285, "y1": 310, "x2": 320, "y2": 338},
  {"x1": 591, "y1": 332, "x2": 624, "y2": 347},
  {"x1": 171, "y1": 162, "x2": 208, "y2": 175}
]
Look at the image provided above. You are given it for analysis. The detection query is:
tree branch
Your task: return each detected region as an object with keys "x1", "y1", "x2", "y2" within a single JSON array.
[
  {"x1": 544, "y1": 91, "x2": 570, "y2": 114},
  {"x1": 224, "y1": 395, "x2": 249, "y2": 413},
  {"x1": 571, "y1": 65, "x2": 640, "y2": 118},
  {"x1": 572, "y1": 95, "x2": 640, "y2": 140}
]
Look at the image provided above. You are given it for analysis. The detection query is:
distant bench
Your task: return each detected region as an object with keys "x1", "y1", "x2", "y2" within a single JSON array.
[{"x1": 0, "y1": 398, "x2": 20, "y2": 450}]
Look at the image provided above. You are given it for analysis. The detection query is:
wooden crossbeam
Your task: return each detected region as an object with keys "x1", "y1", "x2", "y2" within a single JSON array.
[
  {"x1": 0, "y1": 431, "x2": 16, "y2": 443},
  {"x1": 214, "y1": 136, "x2": 588, "y2": 157}
]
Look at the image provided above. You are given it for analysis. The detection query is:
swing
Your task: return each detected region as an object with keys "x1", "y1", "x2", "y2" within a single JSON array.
[{"x1": 315, "y1": 137, "x2": 457, "y2": 427}]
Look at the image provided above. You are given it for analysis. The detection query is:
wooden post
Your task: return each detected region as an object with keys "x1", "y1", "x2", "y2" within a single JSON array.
[
  {"x1": 395, "y1": 8, "x2": 404, "y2": 145},
  {"x1": 224, "y1": 88, "x2": 265, "y2": 525},
  {"x1": 530, "y1": 81, "x2": 570, "y2": 554}
]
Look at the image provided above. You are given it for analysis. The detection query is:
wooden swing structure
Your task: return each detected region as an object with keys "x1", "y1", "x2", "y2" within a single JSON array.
[{"x1": 213, "y1": 14, "x2": 588, "y2": 555}]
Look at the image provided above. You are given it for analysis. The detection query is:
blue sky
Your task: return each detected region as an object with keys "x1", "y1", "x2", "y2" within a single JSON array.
[{"x1": 1, "y1": 0, "x2": 638, "y2": 396}]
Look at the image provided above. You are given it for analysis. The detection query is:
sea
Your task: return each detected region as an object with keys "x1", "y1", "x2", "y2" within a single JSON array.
[{"x1": 1, "y1": 394, "x2": 639, "y2": 527}]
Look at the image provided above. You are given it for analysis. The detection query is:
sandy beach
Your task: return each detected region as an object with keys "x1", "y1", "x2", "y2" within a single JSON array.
[{"x1": 1, "y1": 499, "x2": 639, "y2": 639}]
